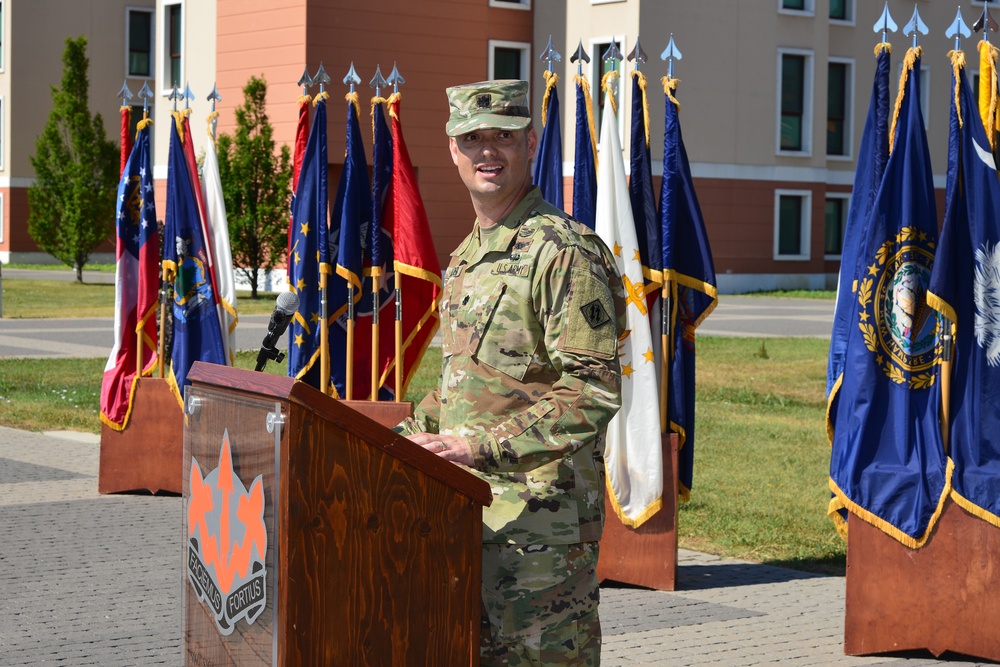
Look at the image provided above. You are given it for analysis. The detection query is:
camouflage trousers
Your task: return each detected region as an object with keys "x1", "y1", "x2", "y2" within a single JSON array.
[{"x1": 480, "y1": 542, "x2": 601, "y2": 666}]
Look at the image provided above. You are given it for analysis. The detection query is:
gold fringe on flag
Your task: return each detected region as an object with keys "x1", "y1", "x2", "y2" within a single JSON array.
[
  {"x1": 541, "y1": 70, "x2": 558, "y2": 128},
  {"x1": 345, "y1": 90, "x2": 361, "y2": 119},
  {"x1": 889, "y1": 46, "x2": 922, "y2": 153},
  {"x1": 575, "y1": 74, "x2": 599, "y2": 170},
  {"x1": 662, "y1": 75, "x2": 681, "y2": 109},
  {"x1": 978, "y1": 40, "x2": 1000, "y2": 151},
  {"x1": 600, "y1": 70, "x2": 619, "y2": 117},
  {"x1": 313, "y1": 90, "x2": 329, "y2": 107},
  {"x1": 632, "y1": 70, "x2": 650, "y2": 147},
  {"x1": 950, "y1": 49, "x2": 967, "y2": 129}
]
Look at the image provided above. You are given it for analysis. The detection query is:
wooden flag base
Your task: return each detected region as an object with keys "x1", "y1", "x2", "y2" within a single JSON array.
[
  {"x1": 99, "y1": 377, "x2": 184, "y2": 495},
  {"x1": 845, "y1": 497, "x2": 1000, "y2": 662},
  {"x1": 598, "y1": 433, "x2": 679, "y2": 591}
]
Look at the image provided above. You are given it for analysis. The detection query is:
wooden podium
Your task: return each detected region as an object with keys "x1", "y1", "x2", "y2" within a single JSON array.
[
  {"x1": 99, "y1": 377, "x2": 183, "y2": 495},
  {"x1": 845, "y1": 498, "x2": 1000, "y2": 662},
  {"x1": 182, "y1": 362, "x2": 492, "y2": 666},
  {"x1": 598, "y1": 433, "x2": 679, "y2": 591}
]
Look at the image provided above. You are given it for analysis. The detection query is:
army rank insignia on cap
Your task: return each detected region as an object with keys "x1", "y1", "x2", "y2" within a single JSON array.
[
  {"x1": 580, "y1": 299, "x2": 611, "y2": 329},
  {"x1": 476, "y1": 94, "x2": 492, "y2": 108}
]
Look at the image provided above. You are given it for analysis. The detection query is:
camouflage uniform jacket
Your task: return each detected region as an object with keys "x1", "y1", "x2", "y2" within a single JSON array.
[{"x1": 401, "y1": 187, "x2": 625, "y2": 545}]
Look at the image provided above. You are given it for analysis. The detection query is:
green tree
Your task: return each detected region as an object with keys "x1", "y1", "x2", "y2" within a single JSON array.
[
  {"x1": 28, "y1": 36, "x2": 119, "y2": 283},
  {"x1": 216, "y1": 76, "x2": 293, "y2": 298}
]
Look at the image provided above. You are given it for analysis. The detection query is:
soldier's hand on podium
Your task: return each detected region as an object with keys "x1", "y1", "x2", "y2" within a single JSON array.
[{"x1": 407, "y1": 432, "x2": 474, "y2": 467}]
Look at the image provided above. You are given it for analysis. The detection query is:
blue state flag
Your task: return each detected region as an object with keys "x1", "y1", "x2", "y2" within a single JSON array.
[
  {"x1": 928, "y1": 52, "x2": 1000, "y2": 528},
  {"x1": 163, "y1": 113, "x2": 225, "y2": 400},
  {"x1": 660, "y1": 77, "x2": 717, "y2": 500},
  {"x1": 827, "y1": 44, "x2": 891, "y2": 401},
  {"x1": 572, "y1": 74, "x2": 597, "y2": 229},
  {"x1": 629, "y1": 70, "x2": 661, "y2": 302},
  {"x1": 287, "y1": 95, "x2": 331, "y2": 390},
  {"x1": 534, "y1": 71, "x2": 564, "y2": 210},
  {"x1": 828, "y1": 49, "x2": 949, "y2": 548},
  {"x1": 330, "y1": 94, "x2": 372, "y2": 398}
]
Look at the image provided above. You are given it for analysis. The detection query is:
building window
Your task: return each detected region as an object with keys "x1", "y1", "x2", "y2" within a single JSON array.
[
  {"x1": 593, "y1": 38, "x2": 625, "y2": 131},
  {"x1": 127, "y1": 8, "x2": 154, "y2": 78},
  {"x1": 165, "y1": 2, "x2": 182, "y2": 88},
  {"x1": 489, "y1": 0, "x2": 530, "y2": 8},
  {"x1": 779, "y1": 50, "x2": 813, "y2": 154},
  {"x1": 0, "y1": 97, "x2": 4, "y2": 171},
  {"x1": 829, "y1": 0, "x2": 854, "y2": 22},
  {"x1": 775, "y1": 190, "x2": 811, "y2": 260},
  {"x1": 488, "y1": 40, "x2": 530, "y2": 81},
  {"x1": 825, "y1": 194, "x2": 850, "y2": 258},
  {"x1": 827, "y1": 59, "x2": 853, "y2": 157},
  {"x1": 779, "y1": 0, "x2": 814, "y2": 14}
]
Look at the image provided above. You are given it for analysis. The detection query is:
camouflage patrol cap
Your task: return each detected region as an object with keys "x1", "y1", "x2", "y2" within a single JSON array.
[{"x1": 445, "y1": 80, "x2": 531, "y2": 137}]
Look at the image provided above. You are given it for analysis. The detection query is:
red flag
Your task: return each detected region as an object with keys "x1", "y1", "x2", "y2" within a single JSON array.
[
  {"x1": 101, "y1": 121, "x2": 159, "y2": 430},
  {"x1": 120, "y1": 105, "x2": 132, "y2": 177},
  {"x1": 384, "y1": 93, "x2": 441, "y2": 399},
  {"x1": 288, "y1": 96, "x2": 311, "y2": 274}
]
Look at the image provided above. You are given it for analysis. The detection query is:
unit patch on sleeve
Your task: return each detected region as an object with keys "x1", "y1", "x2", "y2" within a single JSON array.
[{"x1": 580, "y1": 299, "x2": 610, "y2": 329}]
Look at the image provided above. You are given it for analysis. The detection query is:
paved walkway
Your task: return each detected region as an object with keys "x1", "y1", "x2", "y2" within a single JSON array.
[{"x1": 0, "y1": 426, "x2": 991, "y2": 666}]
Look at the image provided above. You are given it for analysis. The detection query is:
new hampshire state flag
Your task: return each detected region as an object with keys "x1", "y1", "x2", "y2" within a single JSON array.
[
  {"x1": 928, "y1": 50, "x2": 1000, "y2": 528},
  {"x1": 534, "y1": 70, "x2": 563, "y2": 210},
  {"x1": 595, "y1": 85, "x2": 662, "y2": 527},
  {"x1": 828, "y1": 48, "x2": 950, "y2": 547}
]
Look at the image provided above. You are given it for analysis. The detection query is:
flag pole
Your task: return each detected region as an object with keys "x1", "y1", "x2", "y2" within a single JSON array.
[
  {"x1": 343, "y1": 64, "x2": 361, "y2": 400},
  {"x1": 313, "y1": 64, "x2": 333, "y2": 395},
  {"x1": 369, "y1": 65, "x2": 389, "y2": 401},
  {"x1": 388, "y1": 64, "x2": 405, "y2": 401},
  {"x1": 118, "y1": 81, "x2": 141, "y2": 376},
  {"x1": 659, "y1": 34, "x2": 682, "y2": 433}
]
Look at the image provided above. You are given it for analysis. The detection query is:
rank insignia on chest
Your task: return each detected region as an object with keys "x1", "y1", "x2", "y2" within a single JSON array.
[
  {"x1": 491, "y1": 263, "x2": 530, "y2": 277},
  {"x1": 513, "y1": 238, "x2": 533, "y2": 253},
  {"x1": 580, "y1": 299, "x2": 611, "y2": 329}
]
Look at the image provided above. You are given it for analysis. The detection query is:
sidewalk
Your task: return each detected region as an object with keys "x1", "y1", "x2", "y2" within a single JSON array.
[{"x1": 0, "y1": 427, "x2": 991, "y2": 666}]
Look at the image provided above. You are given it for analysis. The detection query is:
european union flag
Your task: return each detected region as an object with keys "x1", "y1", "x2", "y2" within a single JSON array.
[
  {"x1": 534, "y1": 71, "x2": 564, "y2": 210},
  {"x1": 287, "y1": 95, "x2": 331, "y2": 389},
  {"x1": 163, "y1": 114, "x2": 225, "y2": 398},
  {"x1": 827, "y1": 45, "x2": 891, "y2": 401},
  {"x1": 828, "y1": 48, "x2": 948, "y2": 548},
  {"x1": 660, "y1": 78, "x2": 717, "y2": 500},
  {"x1": 572, "y1": 75, "x2": 597, "y2": 229},
  {"x1": 928, "y1": 52, "x2": 1000, "y2": 527},
  {"x1": 330, "y1": 95, "x2": 372, "y2": 398}
]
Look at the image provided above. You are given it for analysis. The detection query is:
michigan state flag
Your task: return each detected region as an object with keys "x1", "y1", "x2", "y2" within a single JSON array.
[
  {"x1": 163, "y1": 113, "x2": 226, "y2": 401},
  {"x1": 928, "y1": 51, "x2": 1000, "y2": 528},
  {"x1": 828, "y1": 48, "x2": 949, "y2": 547}
]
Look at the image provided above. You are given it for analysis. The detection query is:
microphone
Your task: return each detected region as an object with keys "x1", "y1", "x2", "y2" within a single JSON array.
[{"x1": 254, "y1": 291, "x2": 300, "y2": 371}]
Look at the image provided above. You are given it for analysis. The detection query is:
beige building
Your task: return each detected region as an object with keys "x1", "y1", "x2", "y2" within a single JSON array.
[{"x1": 0, "y1": 0, "x2": 987, "y2": 292}]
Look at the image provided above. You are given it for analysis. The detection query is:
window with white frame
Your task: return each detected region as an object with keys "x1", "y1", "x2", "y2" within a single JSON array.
[
  {"x1": 829, "y1": 0, "x2": 855, "y2": 23},
  {"x1": 0, "y1": 97, "x2": 4, "y2": 171},
  {"x1": 127, "y1": 8, "x2": 154, "y2": 78},
  {"x1": 489, "y1": 40, "x2": 530, "y2": 81},
  {"x1": 779, "y1": 0, "x2": 814, "y2": 15},
  {"x1": 778, "y1": 49, "x2": 814, "y2": 155},
  {"x1": 489, "y1": 0, "x2": 530, "y2": 9},
  {"x1": 163, "y1": 1, "x2": 183, "y2": 89},
  {"x1": 775, "y1": 190, "x2": 812, "y2": 260},
  {"x1": 824, "y1": 193, "x2": 850, "y2": 258},
  {"x1": 592, "y1": 38, "x2": 625, "y2": 133},
  {"x1": 827, "y1": 58, "x2": 853, "y2": 158}
]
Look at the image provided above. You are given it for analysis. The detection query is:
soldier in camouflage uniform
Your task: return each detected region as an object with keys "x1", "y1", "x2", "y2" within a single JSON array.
[{"x1": 398, "y1": 79, "x2": 624, "y2": 666}]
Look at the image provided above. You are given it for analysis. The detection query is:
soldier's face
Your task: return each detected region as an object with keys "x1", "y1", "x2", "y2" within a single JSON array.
[{"x1": 449, "y1": 127, "x2": 537, "y2": 199}]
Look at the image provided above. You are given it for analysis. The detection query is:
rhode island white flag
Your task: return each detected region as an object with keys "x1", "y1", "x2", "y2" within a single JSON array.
[{"x1": 595, "y1": 85, "x2": 663, "y2": 527}]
